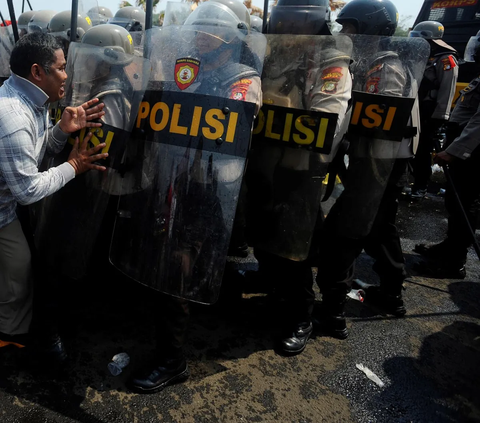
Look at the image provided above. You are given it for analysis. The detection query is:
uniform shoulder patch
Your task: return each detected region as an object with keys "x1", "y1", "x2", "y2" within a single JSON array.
[
  {"x1": 366, "y1": 63, "x2": 384, "y2": 77},
  {"x1": 229, "y1": 79, "x2": 253, "y2": 101},
  {"x1": 441, "y1": 56, "x2": 456, "y2": 71},
  {"x1": 321, "y1": 67, "x2": 343, "y2": 81},
  {"x1": 366, "y1": 77, "x2": 380, "y2": 94}
]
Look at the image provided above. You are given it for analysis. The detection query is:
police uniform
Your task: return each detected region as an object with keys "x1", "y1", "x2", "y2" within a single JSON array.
[
  {"x1": 247, "y1": 46, "x2": 352, "y2": 347},
  {"x1": 437, "y1": 74, "x2": 480, "y2": 268},
  {"x1": 151, "y1": 46, "x2": 263, "y2": 366},
  {"x1": 413, "y1": 46, "x2": 458, "y2": 192},
  {"x1": 317, "y1": 49, "x2": 416, "y2": 332}
]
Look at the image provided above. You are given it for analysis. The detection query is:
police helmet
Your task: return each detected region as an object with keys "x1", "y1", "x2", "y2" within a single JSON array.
[
  {"x1": 18, "y1": 10, "x2": 36, "y2": 33},
  {"x1": 409, "y1": 21, "x2": 444, "y2": 39},
  {"x1": 184, "y1": 0, "x2": 250, "y2": 41},
  {"x1": 110, "y1": 6, "x2": 145, "y2": 32},
  {"x1": 82, "y1": 24, "x2": 135, "y2": 65},
  {"x1": 336, "y1": 0, "x2": 398, "y2": 36},
  {"x1": 250, "y1": 15, "x2": 263, "y2": 33},
  {"x1": 48, "y1": 10, "x2": 93, "y2": 40},
  {"x1": 88, "y1": 6, "x2": 114, "y2": 26},
  {"x1": 464, "y1": 30, "x2": 480, "y2": 63},
  {"x1": 28, "y1": 10, "x2": 56, "y2": 34},
  {"x1": 267, "y1": 0, "x2": 331, "y2": 35}
]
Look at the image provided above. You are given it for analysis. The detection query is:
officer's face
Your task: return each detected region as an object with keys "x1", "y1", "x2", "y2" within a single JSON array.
[
  {"x1": 340, "y1": 23, "x2": 357, "y2": 34},
  {"x1": 195, "y1": 32, "x2": 224, "y2": 55}
]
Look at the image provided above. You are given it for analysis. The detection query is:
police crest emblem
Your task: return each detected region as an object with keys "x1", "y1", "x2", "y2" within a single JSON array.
[{"x1": 175, "y1": 58, "x2": 200, "y2": 90}]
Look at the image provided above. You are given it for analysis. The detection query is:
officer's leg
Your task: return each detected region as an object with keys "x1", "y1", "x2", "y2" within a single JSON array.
[
  {"x1": 315, "y1": 198, "x2": 362, "y2": 339},
  {"x1": 254, "y1": 249, "x2": 314, "y2": 355},
  {"x1": 444, "y1": 149, "x2": 480, "y2": 270},
  {"x1": 411, "y1": 120, "x2": 434, "y2": 196},
  {"x1": 131, "y1": 293, "x2": 190, "y2": 393},
  {"x1": 363, "y1": 159, "x2": 408, "y2": 316}
]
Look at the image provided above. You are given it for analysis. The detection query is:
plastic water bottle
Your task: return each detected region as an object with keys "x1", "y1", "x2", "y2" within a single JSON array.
[
  {"x1": 347, "y1": 289, "x2": 365, "y2": 302},
  {"x1": 108, "y1": 352, "x2": 130, "y2": 376}
]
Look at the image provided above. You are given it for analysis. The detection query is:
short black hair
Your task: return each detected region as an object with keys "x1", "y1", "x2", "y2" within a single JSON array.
[{"x1": 10, "y1": 33, "x2": 63, "y2": 78}]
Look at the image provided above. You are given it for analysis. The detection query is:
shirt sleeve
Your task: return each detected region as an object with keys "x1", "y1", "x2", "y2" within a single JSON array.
[
  {"x1": 445, "y1": 102, "x2": 480, "y2": 160},
  {"x1": 432, "y1": 55, "x2": 458, "y2": 120},
  {"x1": 0, "y1": 128, "x2": 75, "y2": 205},
  {"x1": 227, "y1": 76, "x2": 263, "y2": 116},
  {"x1": 46, "y1": 121, "x2": 70, "y2": 156},
  {"x1": 308, "y1": 63, "x2": 352, "y2": 139}
]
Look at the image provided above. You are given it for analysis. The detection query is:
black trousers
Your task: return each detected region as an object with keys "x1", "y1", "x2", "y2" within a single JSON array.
[
  {"x1": 254, "y1": 248, "x2": 315, "y2": 324},
  {"x1": 412, "y1": 118, "x2": 437, "y2": 190},
  {"x1": 443, "y1": 125, "x2": 480, "y2": 262},
  {"x1": 317, "y1": 158, "x2": 408, "y2": 294}
]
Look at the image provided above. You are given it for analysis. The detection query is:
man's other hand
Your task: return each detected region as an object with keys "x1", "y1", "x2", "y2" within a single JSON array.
[
  {"x1": 67, "y1": 131, "x2": 108, "y2": 175},
  {"x1": 59, "y1": 98, "x2": 105, "y2": 134}
]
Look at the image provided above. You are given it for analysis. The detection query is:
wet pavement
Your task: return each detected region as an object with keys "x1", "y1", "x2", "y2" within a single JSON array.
[{"x1": 1, "y1": 181, "x2": 480, "y2": 423}]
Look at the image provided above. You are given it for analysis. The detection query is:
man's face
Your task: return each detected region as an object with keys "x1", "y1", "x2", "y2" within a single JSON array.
[
  {"x1": 340, "y1": 22, "x2": 357, "y2": 34},
  {"x1": 42, "y1": 49, "x2": 68, "y2": 103}
]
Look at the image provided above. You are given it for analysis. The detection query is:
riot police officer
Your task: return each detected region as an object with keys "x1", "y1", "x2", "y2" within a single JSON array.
[
  {"x1": 409, "y1": 21, "x2": 458, "y2": 199},
  {"x1": 88, "y1": 6, "x2": 113, "y2": 26},
  {"x1": 17, "y1": 10, "x2": 36, "y2": 37},
  {"x1": 120, "y1": 0, "x2": 264, "y2": 393},
  {"x1": 27, "y1": 10, "x2": 56, "y2": 34},
  {"x1": 244, "y1": 0, "x2": 352, "y2": 355},
  {"x1": 315, "y1": 0, "x2": 427, "y2": 338},
  {"x1": 110, "y1": 6, "x2": 145, "y2": 32},
  {"x1": 414, "y1": 31, "x2": 480, "y2": 278},
  {"x1": 48, "y1": 10, "x2": 93, "y2": 55}
]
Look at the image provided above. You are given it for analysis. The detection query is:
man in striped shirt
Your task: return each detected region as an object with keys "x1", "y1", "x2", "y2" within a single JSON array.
[{"x1": 0, "y1": 33, "x2": 107, "y2": 350}]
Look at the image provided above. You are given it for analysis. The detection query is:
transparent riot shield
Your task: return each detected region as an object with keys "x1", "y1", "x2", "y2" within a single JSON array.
[
  {"x1": 329, "y1": 35, "x2": 430, "y2": 238},
  {"x1": 245, "y1": 34, "x2": 353, "y2": 261},
  {"x1": 162, "y1": 2, "x2": 194, "y2": 26},
  {"x1": 109, "y1": 25, "x2": 266, "y2": 304},
  {"x1": 33, "y1": 42, "x2": 151, "y2": 279},
  {"x1": 0, "y1": 27, "x2": 13, "y2": 86}
]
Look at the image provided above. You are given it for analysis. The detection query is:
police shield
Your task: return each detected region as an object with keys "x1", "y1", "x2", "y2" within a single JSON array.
[
  {"x1": 0, "y1": 27, "x2": 13, "y2": 85},
  {"x1": 245, "y1": 34, "x2": 353, "y2": 261},
  {"x1": 33, "y1": 42, "x2": 151, "y2": 279},
  {"x1": 109, "y1": 25, "x2": 266, "y2": 304},
  {"x1": 329, "y1": 35, "x2": 430, "y2": 238}
]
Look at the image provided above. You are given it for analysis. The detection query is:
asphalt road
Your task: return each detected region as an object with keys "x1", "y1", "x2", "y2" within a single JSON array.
[{"x1": 1, "y1": 179, "x2": 479, "y2": 423}]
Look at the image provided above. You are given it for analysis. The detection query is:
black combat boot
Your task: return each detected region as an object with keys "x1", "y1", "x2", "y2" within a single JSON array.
[
  {"x1": 364, "y1": 284, "x2": 406, "y2": 317},
  {"x1": 130, "y1": 357, "x2": 189, "y2": 393},
  {"x1": 314, "y1": 288, "x2": 349, "y2": 340},
  {"x1": 278, "y1": 321, "x2": 313, "y2": 355}
]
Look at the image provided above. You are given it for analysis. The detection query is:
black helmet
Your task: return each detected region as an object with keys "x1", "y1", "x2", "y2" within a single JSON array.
[
  {"x1": 267, "y1": 0, "x2": 331, "y2": 35},
  {"x1": 336, "y1": 0, "x2": 398, "y2": 36},
  {"x1": 409, "y1": 21, "x2": 444, "y2": 40}
]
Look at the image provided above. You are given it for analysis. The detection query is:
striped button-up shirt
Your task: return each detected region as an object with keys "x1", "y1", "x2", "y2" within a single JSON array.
[{"x1": 0, "y1": 73, "x2": 75, "y2": 229}]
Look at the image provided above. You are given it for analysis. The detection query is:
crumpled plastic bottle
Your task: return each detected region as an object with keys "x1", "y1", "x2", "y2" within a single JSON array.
[{"x1": 108, "y1": 352, "x2": 130, "y2": 376}]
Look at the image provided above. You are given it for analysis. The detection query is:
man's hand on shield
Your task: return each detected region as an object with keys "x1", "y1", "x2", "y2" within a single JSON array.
[
  {"x1": 59, "y1": 98, "x2": 106, "y2": 134},
  {"x1": 67, "y1": 131, "x2": 109, "y2": 175}
]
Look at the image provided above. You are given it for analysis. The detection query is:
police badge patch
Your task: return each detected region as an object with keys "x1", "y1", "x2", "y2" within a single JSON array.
[
  {"x1": 320, "y1": 67, "x2": 343, "y2": 94},
  {"x1": 175, "y1": 58, "x2": 200, "y2": 90},
  {"x1": 366, "y1": 77, "x2": 380, "y2": 94},
  {"x1": 229, "y1": 79, "x2": 252, "y2": 101}
]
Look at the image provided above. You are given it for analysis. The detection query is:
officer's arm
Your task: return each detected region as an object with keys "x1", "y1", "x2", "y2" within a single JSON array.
[
  {"x1": 432, "y1": 55, "x2": 458, "y2": 120},
  {"x1": 228, "y1": 76, "x2": 263, "y2": 116},
  {"x1": 308, "y1": 65, "x2": 352, "y2": 136},
  {"x1": 444, "y1": 102, "x2": 480, "y2": 160}
]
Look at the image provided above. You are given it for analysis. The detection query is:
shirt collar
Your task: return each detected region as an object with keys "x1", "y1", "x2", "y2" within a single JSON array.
[{"x1": 8, "y1": 73, "x2": 49, "y2": 107}]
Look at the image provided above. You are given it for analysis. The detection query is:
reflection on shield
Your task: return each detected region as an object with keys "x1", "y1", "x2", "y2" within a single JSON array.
[
  {"x1": 246, "y1": 34, "x2": 352, "y2": 261},
  {"x1": 109, "y1": 26, "x2": 266, "y2": 304}
]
